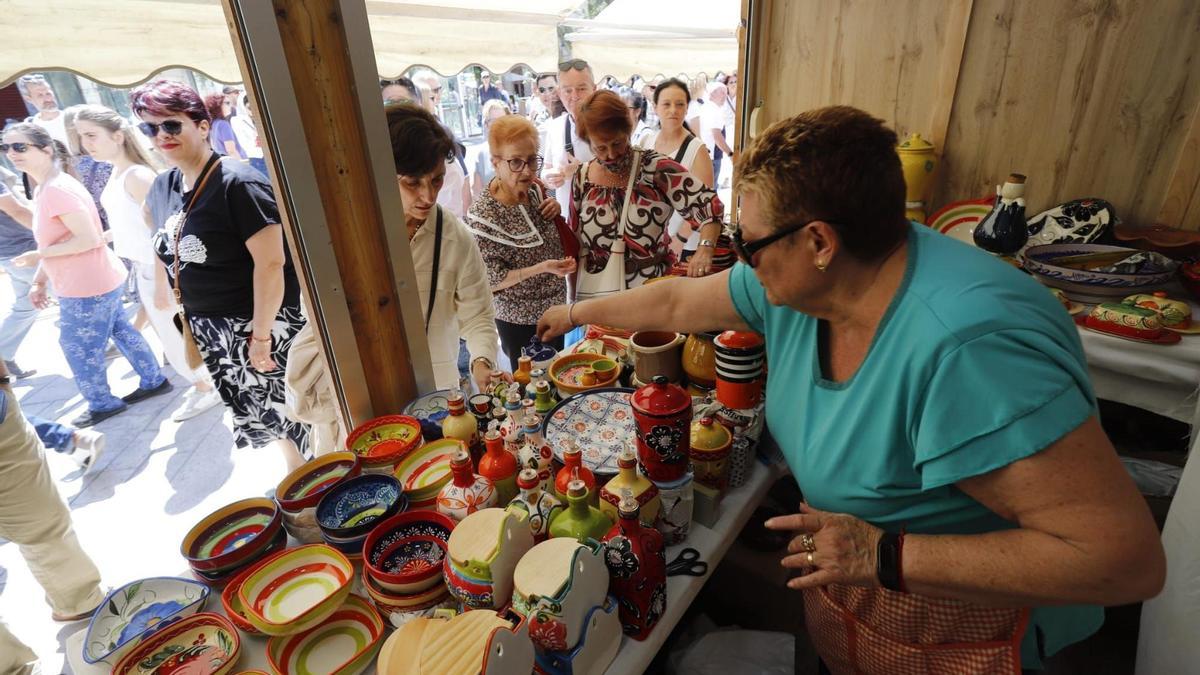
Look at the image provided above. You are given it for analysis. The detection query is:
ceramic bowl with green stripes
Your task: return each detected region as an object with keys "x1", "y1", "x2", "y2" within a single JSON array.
[
  {"x1": 238, "y1": 543, "x2": 354, "y2": 636},
  {"x1": 266, "y1": 594, "x2": 384, "y2": 675},
  {"x1": 181, "y1": 497, "x2": 283, "y2": 574}
]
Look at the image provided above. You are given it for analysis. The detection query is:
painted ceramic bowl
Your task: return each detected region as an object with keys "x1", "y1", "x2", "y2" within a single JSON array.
[
  {"x1": 345, "y1": 415, "x2": 424, "y2": 472},
  {"x1": 549, "y1": 352, "x2": 620, "y2": 398},
  {"x1": 238, "y1": 544, "x2": 354, "y2": 637},
  {"x1": 267, "y1": 594, "x2": 384, "y2": 675},
  {"x1": 189, "y1": 527, "x2": 285, "y2": 588},
  {"x1": 83, "y1": 577, "x2": 210, "y2": 667},
  {"x1": 181, "y1": 497, "x2": 283, "y2": 574},
  {"x1": 1024, "y1": 244, "x2": 1178, "y2": 301},
  {"x1": 361, "y1": 565, "x2": 450, "y2": 615},
  {"x1": 112, "y1": 612, "x2": 239, "y2": 675},
  {"x1": 276, "y1": 452, "x2": 361, "y2": 512},
  {"x1": 363, "y1": 511, "x2": 455, "y2": 592},
  {"x1": 392, "y1": 437, "x2": 460, "y2": 507},
  {"x1": 316, "y1": 473, "x2": 406, "y2": 540},
  {"x1": 542, "y1": 388, "x2": 636, "y2": 477},
  {"x1": 220, "y1": 551, "x2": 286, "y2": 636},
  {"x1": 404, "y1": 388, "x2": 454, "y2": 440}
]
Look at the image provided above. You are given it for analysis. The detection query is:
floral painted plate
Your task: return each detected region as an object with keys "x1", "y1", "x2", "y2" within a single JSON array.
[
  {"x1": 113, "y1": 612, "x2": 240, "y2": 675},
  {"x1": 926, "y1": 197, "x2": 993, "y2": 245},
  {"x1": 542, "y1": 388, "x2": 636, "y2": 477},
  {"x1": 83, "y1": 577, "x2": 210, "y2": 667},
  {"x1": 404, "y1": 389, "x2": 454, "y2": 440},
  {"x1": 267, "y1": 594, "x2": 384, "y2": 675}
]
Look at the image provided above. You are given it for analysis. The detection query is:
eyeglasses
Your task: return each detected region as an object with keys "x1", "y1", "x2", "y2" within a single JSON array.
[
  {"x1": 0, "y1": 142, "x2": 45, "y2": 154},
  {"x1": 138, "y1": 120, "x2": 187, "y2": 138},
  {"x1": 558, "y1": 59, "x2": 590, "y2": 72},
  {"x1": 537, "y1": 86, "x2": 557, "y2": 94},
  {"x1": 732, "y1": 219, "x2": 833, "y2": 268},
  {"x1": 501, "y1": 155, "x2": 543, "y2": 172}
]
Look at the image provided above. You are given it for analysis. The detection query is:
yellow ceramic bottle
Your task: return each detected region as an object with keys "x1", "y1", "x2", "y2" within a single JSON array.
[
  {"x1": 442, "y1": 390, "x2": 480, "y2": 457},
  {"x1": 599, "y1": 449, "x2": 661, "y2": 527},
  {"x1": 897, "y1": 133, "x2": 937, "y2": 223}
]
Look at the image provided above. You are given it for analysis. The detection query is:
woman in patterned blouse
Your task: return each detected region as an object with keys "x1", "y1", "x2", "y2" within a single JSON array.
[
  {"x1": 467, "y1": 114, "x2": 574, "y2": 368},
  {"x1": 571, "y1": 90, "x2": 723, "y2": 295}
]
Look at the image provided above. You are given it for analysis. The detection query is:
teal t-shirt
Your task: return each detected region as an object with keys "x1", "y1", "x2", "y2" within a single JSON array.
[{"x1": 728, "y1": 223, "x2": 1103, "y2": 667}]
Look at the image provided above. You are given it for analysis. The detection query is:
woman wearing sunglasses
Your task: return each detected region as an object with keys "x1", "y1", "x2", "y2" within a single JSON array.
[
  {"x1": 130, "y1": 79, "x2": 309, "y2": 470},
  {"x1": 1, "y1": 123, "x2": 167, "y2": 427},
  {"x1": 538, "y1": 106, "x2": 1165, "y2": 672},
  {"x1": 467, "y1": 114, "x2": 573, "y2": 367}
]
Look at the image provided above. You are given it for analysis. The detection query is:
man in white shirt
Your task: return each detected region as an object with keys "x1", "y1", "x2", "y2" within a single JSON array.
[
  {"x1": 18, "y1": 75, "x2": 69, "y2": 149},
  {"x1": 541, "y1": 59, "x2": 596, "y2": 215},
  {"x1": 700, "y1": 83, "x2": 735, "y2": 185}
]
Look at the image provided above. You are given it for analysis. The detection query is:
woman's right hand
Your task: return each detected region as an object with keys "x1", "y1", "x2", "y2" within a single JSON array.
[
  {"x1": 28, "y1": 282, "x2": 49, "y2": 309},
  {"x1": 541, "y1": 258, "x2": 576, "y2": 277},
  {"x1": 537, "y1": 304, "x2": 576, "y2": 342}
]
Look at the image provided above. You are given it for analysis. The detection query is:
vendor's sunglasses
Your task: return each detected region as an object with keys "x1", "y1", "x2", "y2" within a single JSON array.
[
  {"x1": 733, "y1": 219, "x2": 833, "y2": 268},
  {"x1": 502, "y1": 155, "x2": 543, "y2": 172},
  {"x1": 0, "y1": 142, "x2": 45, "y2": 153},
  {"x1": 558, "y1": 59, "x2": 590, "y2": 72},
  {"x1": 138, "y1": 120, "x2": 186, "y2": 138}
]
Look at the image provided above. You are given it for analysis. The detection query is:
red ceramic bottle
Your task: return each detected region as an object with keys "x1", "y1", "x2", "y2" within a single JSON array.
[
  {"x1": 601, "y1": 496, "x2": 667, "y2": 640},
  {"x1": 478, "y1": 425, "x2": 519, "y2": 505},
  {"x1": 555, "y1": 443, "x2": 596, "y2": 505},
  {"x1": 630, "y1": 375, "x2": 692, "y2": 482}
]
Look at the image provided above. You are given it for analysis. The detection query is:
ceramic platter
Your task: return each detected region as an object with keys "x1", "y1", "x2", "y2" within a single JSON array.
[
  {"x1": 543, "y1": 388, "x2": 636, "y2": 477},
  {"x1": 83, "y1": 577, "x2": 210, "y2": 666},
  {"x1": 1074, "y1": 314, "x2": 1182, "y2": 345},
  {"x1": 267, "y1": 594, "x2": 384, "y2": 675},
  {"x1": 926, "y1": 197, "x2": 993, "y2": 245},
  {"x1": 112, "y1": 612, "x2": 239, "y2": 675}
]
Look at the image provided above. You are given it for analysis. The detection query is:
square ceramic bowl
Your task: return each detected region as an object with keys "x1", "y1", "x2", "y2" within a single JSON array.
[
  {"x1": 82, "y1": 577, "x2": 210, "y2": 667},
  {"x1": 238, "y1": 543, "x2": 354, "y2": 637},
  {"x1": 345, "y1": 415, "x2": 424, "y2": 472},
  {"x1": 363, "y1": 511, "x2": 454, "y2": 592},
  {"x1": 392, "y1": 438, "x2": 461, "y2": 506},
  {"x1": 267, "y1": 594, "x2": 384, "y2": 675},
  {"x1": 112, "y1": 612, "x2": 240, "y2": 675},
  {"x1": 181, "y1": 497, "x2": 283, "y2": 574},
  {"x1": 316, "y1": 474, "x2": 406, "y2": 540}
]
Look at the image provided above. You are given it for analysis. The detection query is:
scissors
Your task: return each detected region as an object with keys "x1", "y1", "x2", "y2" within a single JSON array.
[{"x1": 666, "y1": 548, "x2": 708, "y2": 577}]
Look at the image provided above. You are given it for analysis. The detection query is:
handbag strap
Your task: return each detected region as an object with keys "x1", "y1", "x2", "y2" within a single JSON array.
[
  {"x1": 674, "y1": 135, "x2": 694, "y2": 164},
  {"x1": 171, "y1": 153, "x2": 222, "y2": 304},
  {"x1": 564, "y1": 116, "x2": 575, "y2": 158},
  {"x1": 425, "y1": 206, "x2": 443, "y2": 333},
  {"x1": 615, "y1": 149, "x2": 643, "y2": 244}
]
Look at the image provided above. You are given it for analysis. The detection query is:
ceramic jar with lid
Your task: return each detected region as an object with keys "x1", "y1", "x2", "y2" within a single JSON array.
[
  {"x1": 524, "y1": 339, "x2": 559, "y2": 372},
  {"x1": 555, "y1": 442, "x2": 597, "y2": 505},
  {"x1": 599, "y1": 448, "x2": 660, "y2": 527},
  {"x1": 690, "y1": 416, "x2": 733, "y2": 492},
  {"x1": 445, "y1": 508, "x2": 535, "y2": 610},
  {"x1": 519, "y1": 414, "x2": 554, "y2": 494},
  {"x1": 897, "y1": 132, "x2": 937, "y2": 223},
  {"x1": 601, "y1": 496, "x2": 667, "y2": 640},
  {"x1": 506, "y1": 468, "x2": 565, "y2": 542},
  {"x1": 631, "y1": 375, "x2": 693, "y2": 482},
  {"x1": 437, "y1": 449, "x2": 498, "y2": 523},
  {"x1": 478, "y1": 426, "x2": 519, "y2": 505},
  {"x1": 512, "y1": 538, "x2": 609, "y2": 654},
  {"x1": 682, "y1": 331, "x2": 720, "y2": 392},
  {"x1": 549, "y1": 480, "x2": 611, "y2": 542},
  {"x1": 713, "y1": 331, "x2": 765, "y2": 410}
]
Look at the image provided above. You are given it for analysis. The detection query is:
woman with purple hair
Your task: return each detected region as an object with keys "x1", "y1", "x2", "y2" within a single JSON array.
[{"x1": 130, "y1": 78, "x2": 309, "y2": 469}]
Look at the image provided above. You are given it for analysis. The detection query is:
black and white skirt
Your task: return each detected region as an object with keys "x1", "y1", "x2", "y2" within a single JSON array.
[{"x1": 189, "y1": 304, "x2": 311, "y2": 457}]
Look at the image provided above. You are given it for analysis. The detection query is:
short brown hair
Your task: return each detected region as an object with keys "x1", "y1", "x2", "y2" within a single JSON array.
[
  {"x1": 385, "y1": 102, "x2": 454, "y2": 177},
  {"x1": 488, "y1": 114, "x2": 538, "y2": 154},
  {"x1": 738, "y1": 106, "x2": 907, "y2": 261},
  {"x1": 575, "y1": 90, "x2": 633, "y2": 144}
]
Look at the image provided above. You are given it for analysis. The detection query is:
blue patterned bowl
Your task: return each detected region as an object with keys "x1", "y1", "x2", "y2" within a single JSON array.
[
  {"x1": 1025, "y1": 244, "x2": 1177, "y2": 301},
  {"x1": 363, "y1": 512, "x2": 455, "y2": 594},
  {"x1": 82, "y1": 577, "x2": 210, "y2": 666},
  {"x1": 316, "y1": 474, "x2": 406, "y2": 540}
]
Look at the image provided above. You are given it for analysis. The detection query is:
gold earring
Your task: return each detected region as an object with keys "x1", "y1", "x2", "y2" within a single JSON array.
[{"x1": 815, "y1": 259, "x2": 827, "y2": 272}]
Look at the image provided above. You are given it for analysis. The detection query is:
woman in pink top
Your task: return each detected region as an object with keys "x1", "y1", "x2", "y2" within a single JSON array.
[{"x1": 2, "y1": 123, "x2": 167, "y2": 427}]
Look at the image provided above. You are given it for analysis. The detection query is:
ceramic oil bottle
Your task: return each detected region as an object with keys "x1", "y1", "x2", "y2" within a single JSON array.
[
  {"x1": 600, "y1": 448, "x2": 660, "y2": 527},
  {"x1": 534, "y1": 380, "x2": 557, "y2": 415},
  {"x1": 519, "y1": 414, "x2": 554, "y2": 493},
  {"x1": 601, "y1": 496, "x2": 667, "y2": 640},
  {"x1": 555, "y1": 442, "x2": 597, "y2": 505},
  {"x1": 549, "y1": 480, "x2": 611, "y2": 542},
  {"x1": 437, "y1": 448, "x2": 498, "y2": 522},
  {"x1": 442, "y1": 390, "x2": 480, "y2": 458},
  {"x1": 973, "y1": 173, "x2": 1028, "y2": 255},
  {"x1": 506, "y1": 468, "x2": 565, "y2": 542},
  {"x1": 514, "y1": 355, "x2": 533, "y2": 394},
  {"x1": 478, "y1": 424, "x2": 519, "y2": 504}
]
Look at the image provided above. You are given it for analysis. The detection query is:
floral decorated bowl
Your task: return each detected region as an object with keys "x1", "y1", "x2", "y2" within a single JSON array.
[
  {"x1": 403, "y1": 389, "x2": 454, "y2": 441},
  {"x1": 181, "y1": 497, "x2": 283, "y2": 575},
  {"x1": 345, "y1": 415, "x2": 424, "y2": 472},
  {"x1": 363, "y1": 511, "x2": 455, "y2": 592},
  {"x1": 83, "y1": 577, "x2": 210, "y2": 666},
  {"x1": 112, "y1": 612, "x2": 240, "y2": 675},
  {"x1": 316, "y1": 474, "x2": 406, "y2": 540},
  {"x1": 361, "y1": 565, "x2": 450, "y2": 615},
  {"x1": 238, "y1": 544, "x2": 354, "y2": 637},
  {"x1": 392, "y1": 438, "x2": 460, "y2": 508},
  {"x1": 267, "y1": 594, "x2": 384, "y2": 675}
]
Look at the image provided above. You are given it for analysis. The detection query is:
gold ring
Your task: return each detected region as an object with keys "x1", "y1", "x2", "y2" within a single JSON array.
[
  {"x1": 800, "y1": 533, "x2": 815, "y2": 552},
  {"x1": 806, "y1": 551, "x2": 816, "y2": 566}
]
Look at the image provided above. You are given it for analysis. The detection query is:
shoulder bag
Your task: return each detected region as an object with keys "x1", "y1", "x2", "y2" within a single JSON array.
[
  {"x1": 575, "y1": 149, "x2": 642, "y2": 301},
  {"x1": 170, "y1": 153, "x2": 221, "y2": 370}
]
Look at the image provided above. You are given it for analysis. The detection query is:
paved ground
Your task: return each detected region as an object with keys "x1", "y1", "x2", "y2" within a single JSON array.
[{"x1": 0, "y1": 281, "x2": 291, "y2": 674}]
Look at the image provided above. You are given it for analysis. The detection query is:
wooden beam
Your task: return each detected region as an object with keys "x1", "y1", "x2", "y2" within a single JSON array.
[
  {"x1": 926, "y1": 0, "x2": 973, "y2": 154},
  {"x1": 1157, "y1": 101, "x2": 1200, "y2": 229}
]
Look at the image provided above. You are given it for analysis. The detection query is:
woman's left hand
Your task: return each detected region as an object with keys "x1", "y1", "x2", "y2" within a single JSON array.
[
  {"x1": 539, "y1": 197, "x2": 561, "y2": 220},
  {"x1": 248, "y1": 335, "x2": 277, "y2": 372},
  {"x1": 765, "y1": 502, "x2": 885, "y2": 590},
  {"x1": 687, "y1": 246, "x2": 715, "y2": 277}
]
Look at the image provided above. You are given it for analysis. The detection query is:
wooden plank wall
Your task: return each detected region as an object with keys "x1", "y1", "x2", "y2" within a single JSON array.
[{"x1": 746, "y1": 0, "x2": 1200, "y2": 230}]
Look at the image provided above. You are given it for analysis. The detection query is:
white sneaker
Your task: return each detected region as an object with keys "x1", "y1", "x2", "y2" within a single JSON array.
[
  {"x1": 69, "y1": 429, "x2": 105, "y2": 475},
  {"x1": 173, "y1": 387, "x2": 222, "y2": 422}
]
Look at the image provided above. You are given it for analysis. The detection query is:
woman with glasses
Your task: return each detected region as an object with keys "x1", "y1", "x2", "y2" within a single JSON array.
[
  {"x1": 130, "y1": 79, "x2": 309, "y2": 470},
  {"x1": 538, "y1": 106, "x2": 1164, "y2": 673},
  {"x1": 570, "y1": 90, "x2": 723, "y2": 295},
  {"x1": 467, "y1": 114, "x2": 573, "y2": 367},
  {"x1": 1, "y1": 123, "x2": 167, "y2": 427}
]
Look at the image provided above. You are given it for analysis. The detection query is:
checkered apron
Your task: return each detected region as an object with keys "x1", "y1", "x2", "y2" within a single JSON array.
[{"x1": 803, "y1": 584, "x2": 1029, "y2": 674}]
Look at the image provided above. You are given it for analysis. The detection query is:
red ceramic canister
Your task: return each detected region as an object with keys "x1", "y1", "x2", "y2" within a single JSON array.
[
  {"x1": 713, "y1": 331, "x2": 765, "y2": 410},
  {"x1": 630, "y1": 376, "x2": 692, "y2": 482}
]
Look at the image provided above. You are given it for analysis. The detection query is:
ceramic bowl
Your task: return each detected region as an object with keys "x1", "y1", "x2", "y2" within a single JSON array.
[
  {"x1": 276, "y1": 452, "x2": 361, "y2": 512},
  {"x1": 316, "y1": 473, "x2": 406, "y2": 540},
  {"x1": 1024, "y1": 244, "x2": 1178, "y2": 300},
  {"x1": 404, "y1": 388, "x2": 454, "y2": 441},
  {"x1": 83, "y1": 577, "x2": 210, "y2": 666},
  {"x1": 238, "y1": 544, "x2": 354, "y2": 637},
  {"x1": 345, "y1": 415, "x2": 424, "y2": 472},
  {"x1": 181, "y1": 497, "x2": 283, "y2": 574},
  {"x1": 220, "y1": 551, "x2": 286, "y2": 636},
  {"x1": 112, "y1": 612, "x2": 239, "y2": 675},
  {"x1": 361, "y1": 565, "x2": 450, "y2": 614},
  {"x1": 549, "y1": 352, "x2": 620, "y2": 398},
  {"x1": 363, "y1": 511, "x2": 455, "y2": 591},
  {"x1": 392, "y1": 437, "x2": 460, "y2": 507},
  {"x1": 267, "y1": 594, "x2": 384, "y2": 675},
  {"x1": 188, "y1": 526, "x2": 285, "y2": 588}
]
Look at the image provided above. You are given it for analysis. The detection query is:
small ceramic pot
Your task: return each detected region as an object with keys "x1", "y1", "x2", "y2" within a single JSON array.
[
  {"x1": 653, "y1": 471, "x2": 694, "y2": 545},
  {"x1": 715, "y1": 403, "x2": 765, "y2": 489},
  {"x1": 630, "y1": 376, "x2": 693, "y2": 482},
  {"x1": 181, "y1": 497, "x2": 283, "y2": 574},
  {"x1": 682, "y1": 331, "x2": 719, "y2": 389},
  {"x1": 689, "y1": 417, "x2": 733, "y2": 492},
  {"x1": 345, "y1": 415, "x2": 423, "y2": 474},
  {"x1": 316, "y1": 473, "x2": 406, "y2": 541},
  {"x1": 714, "y1": 331, "x2": 765, "y2": 410},
  {"x1": 630, "y1": 331, "x2": 685, "y2": 384}
]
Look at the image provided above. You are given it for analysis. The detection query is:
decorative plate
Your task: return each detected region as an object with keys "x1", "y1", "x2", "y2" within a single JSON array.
[
  {"x1": 1074, "y1": 314, "x2": 1182, "y2": 345},
  {"x1": 542, "y1": 388, "x2": 636, "y2": 477},
  {"x1": 926, "y1": 197, "x2": 993, "y2": 245},
  {"x1": 84, "y1": 577, "x2": 210, "y2": 666},
  {"x1": 1021, "y1": 198, "x2": 1115, "y2": 254},
  {"x1": 112, "y1": 612, "x2": 240, "y2": 675},
  {"x1": 238, "y1": 544, "x2": 354, "y2": 636},
  {"x1": 393, "y1": 438, "x2": 460, "y2": 503},
  {"x1": 267, "y1": 594, "x2": 384, "y2": 675}
]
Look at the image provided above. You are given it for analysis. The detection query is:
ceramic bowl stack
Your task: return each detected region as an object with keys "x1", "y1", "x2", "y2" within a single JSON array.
[
  {"x1": 82, "y1": 577, "x2": 210, "y2": 669},
  {"x1": 181, "y1": 497, "x2": 285, "y2": 586},
  {"x1": 361, "y1": 511, "x2": 455, "y2": 621},
  {"x1": 345, "y1": 414, "x2": 424, "y2": 475},
  {"x1": 316, "y1": 473, "x2": 407, "y2": 559},
  {"x1": 112, "y1": 612, "x2": 240, "y2": 675},
  {"x1": 267, "y1": 594, "x2": 385, "y2": 675},
  {"x1": 237, "y1": 544, "x2": 355, "y2": 636},
  {"x1": 392, "y1": 437, "x2": 462, "y2": 510},
  {"x1": 275, "y1": 451, "x2": 362, "y2": 543}
]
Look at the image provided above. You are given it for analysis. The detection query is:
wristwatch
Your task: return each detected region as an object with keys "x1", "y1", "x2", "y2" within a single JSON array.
[
  {"x1": 471, "y1": 356, "x2": 494, "y2": 372},
  {"x1": 698, "y1": 239, "x2": 716, "y2": 249},
  {"x1": 876, "y1": 530, "x2": 906, "y2": 592}
]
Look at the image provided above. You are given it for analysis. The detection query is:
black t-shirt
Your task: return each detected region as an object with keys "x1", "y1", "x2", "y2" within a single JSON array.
[{"x1": 148, "y1": 155, "x2": 300, "y2": 317}]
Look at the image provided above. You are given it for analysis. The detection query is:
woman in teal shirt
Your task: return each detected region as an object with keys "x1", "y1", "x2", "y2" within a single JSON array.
[{"x1": 537, "y1": 106, "x2": 1165, "y2": 672}]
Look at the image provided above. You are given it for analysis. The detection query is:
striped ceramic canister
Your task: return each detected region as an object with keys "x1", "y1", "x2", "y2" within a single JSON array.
[{"x1": 713, "y1": 331, "x2": 765, "y2": 410}]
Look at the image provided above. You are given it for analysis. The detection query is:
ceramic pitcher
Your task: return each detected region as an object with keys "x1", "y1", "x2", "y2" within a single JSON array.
[
  {"x1": 630, "y1": 376, "x2": 692, "y2": 482},
  {"x1": 630, "y1": 331, "x2": 686, "y2": 384}
]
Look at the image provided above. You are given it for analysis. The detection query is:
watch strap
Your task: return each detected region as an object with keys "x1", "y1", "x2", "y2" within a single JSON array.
[{"x1": 877, "y1": 530, "x2": 906, "y2": 592}]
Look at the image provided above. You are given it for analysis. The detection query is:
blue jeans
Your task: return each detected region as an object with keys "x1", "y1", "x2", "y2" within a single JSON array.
[
  {"x1": 249, "y1": 157, "x2": 271, "y2": 186},
  {"x1": 58, "y1": 285, "x2": 165, "y2": 413},
  {"x1": 28, "y1": 415, "x2": 73, "y2": 453},
  {"x1": 0, "y1": 257, "x2": 39, "y2": 361}
]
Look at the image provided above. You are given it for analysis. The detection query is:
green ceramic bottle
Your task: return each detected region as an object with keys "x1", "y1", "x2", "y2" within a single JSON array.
[{"x1": 549, "y1": 479, "x2": 612, "y2": 543}]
